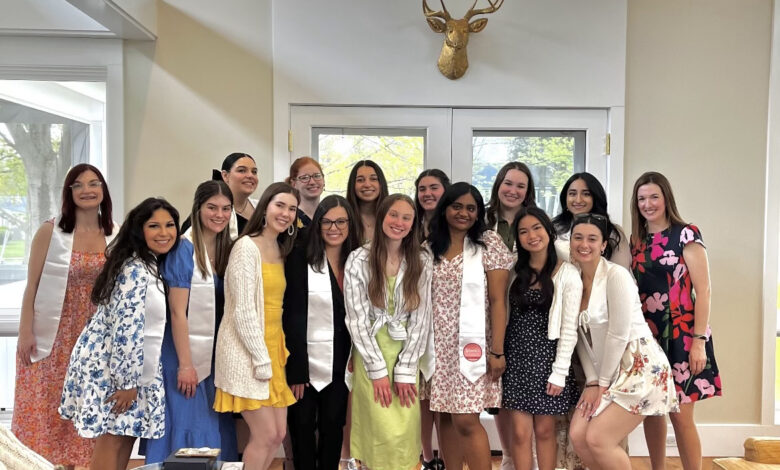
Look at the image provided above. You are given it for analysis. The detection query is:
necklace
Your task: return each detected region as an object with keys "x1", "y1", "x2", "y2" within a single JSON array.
[{"x1": 236, "y1": 199, "x2": 249, "y2": 215}]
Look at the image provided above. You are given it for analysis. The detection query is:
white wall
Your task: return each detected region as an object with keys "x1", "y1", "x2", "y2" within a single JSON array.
[{"x1": 272, "y1": 0, "x2": 627, "y2": 177}]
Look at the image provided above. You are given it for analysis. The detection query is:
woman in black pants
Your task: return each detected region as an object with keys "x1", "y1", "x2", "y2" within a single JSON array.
[{"x1": 282, "y1": 195, "x2": 361, "y2": 469}]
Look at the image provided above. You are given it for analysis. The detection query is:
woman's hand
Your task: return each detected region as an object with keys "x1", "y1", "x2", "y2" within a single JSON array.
[
  {"x1": 488, "y1": 355, "x2": 506, "y2": 380},
  {"x1": 177, "y1": 366, "x2": 198, "y2": 399},
  {"x1": 546, "y1": 382, "x2": 563, "y2": 396},
  {"x1": 689, "y1": 338, "x2": 707, "y2": 376},
  {"x1": 16, "y1": 328, "x2": 36, "y2": 367},
  {"x1": 372, "y1": 376, "x2": 392, "y2": 408},
  {"x1": 290, "y1": 383, "x2": 308, "y2": 400},
  {"x1": 576, "y1": 385, "x2": 604, "y2": 419},
  {"x1": 394, "y1": 382, "x2": 418, "y2": 408},
  {"x1": 106, "y1": 388, "x2": 138, "y2": 415}
]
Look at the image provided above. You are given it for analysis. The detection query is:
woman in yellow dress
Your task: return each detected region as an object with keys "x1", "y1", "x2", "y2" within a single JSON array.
[{"x1": 214, "y1": 182, "x2": 300, "y2": 470}]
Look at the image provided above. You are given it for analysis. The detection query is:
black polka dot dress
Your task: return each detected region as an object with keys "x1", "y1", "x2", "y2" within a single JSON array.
[{"x1": 502, "y1": 289, "x2": 577, "y2": 415}]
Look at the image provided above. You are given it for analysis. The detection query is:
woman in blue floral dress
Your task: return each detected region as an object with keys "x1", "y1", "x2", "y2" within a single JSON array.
[
  {"x1": 630, "y1": 172, "x2": 721, "y2": 470},
  {"x1": 59, "y1": 198, "x2": 179, "y2": 470}
]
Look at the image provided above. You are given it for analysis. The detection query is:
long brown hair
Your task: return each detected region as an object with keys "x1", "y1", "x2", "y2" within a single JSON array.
[
  {"x1": 630, "y1": 171, "x2": 687, "y2": 244},
  {"x1": 367, "y1": 194, "x2": 423, "y2": 311},
  {"x1": 242, "y1": 182, "x2": 300, "y2": 257},
  {"x1": 190, "y1": 180, "x2": 233, "y2": 278},
  {"x1": 59, "y1": 164, "x2": 113, "y2": 235},
  {"x1": 346, "y1": 160, "x2": 389, "y2": 241},
  {"x1": 485, "y1": 161, "x2": 536, "y2": 228}
]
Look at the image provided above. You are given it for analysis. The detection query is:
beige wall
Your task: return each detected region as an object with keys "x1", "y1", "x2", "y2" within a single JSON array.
[
  {"x1": 123, "y1": 0, "x2": 273, "y2": 214},
  {"x1": 625, "y1": 0, "x2": 771, "y2": 423}
]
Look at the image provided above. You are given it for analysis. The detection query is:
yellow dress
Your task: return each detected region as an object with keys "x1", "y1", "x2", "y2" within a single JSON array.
[{"x1": 214, "y1": 263, "x2": 296, "y2": 411}]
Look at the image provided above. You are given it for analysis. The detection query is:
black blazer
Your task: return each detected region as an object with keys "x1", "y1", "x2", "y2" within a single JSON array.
[{"x1": 282, "y1": 231, "x2": 351, "y2": 386}]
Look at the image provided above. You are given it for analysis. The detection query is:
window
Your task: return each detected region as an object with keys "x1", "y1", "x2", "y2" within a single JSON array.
[
  {"x1": 472, "y1": 130, "x2": 585, "y2": 215},
  {"x1": 0, "y1": 80, "x2": 107, "y2": 410},
  {"x1": 313, "y1": 128, "x2": 425, "y2": 197}
]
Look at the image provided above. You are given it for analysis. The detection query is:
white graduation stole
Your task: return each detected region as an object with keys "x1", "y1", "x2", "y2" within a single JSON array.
[
  {"x1": 32, "y1": 218, "x2": 116, "y2": 362},
  {"x1": 141, "y1": 268, "x2": 167, "y2": 385},
  {"x1": 228, "y1": 210, "x2": 239, "y2": 240},
  {"x1": 458, "y1": 237, "x2": 487, "y2": 383},
  {"x1": 307, "y1": 260, "x2": 335, "y2": 391},
  {"x1": 183, "y1": 229, "x2": 217, "y2": 383}
]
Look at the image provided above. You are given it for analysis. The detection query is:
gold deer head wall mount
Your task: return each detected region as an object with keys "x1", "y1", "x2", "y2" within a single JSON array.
[{"x1": 423, "y1": 0, "x2": 504, "y2": 80}]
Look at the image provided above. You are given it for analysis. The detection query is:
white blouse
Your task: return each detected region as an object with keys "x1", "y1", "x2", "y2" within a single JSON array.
[
  {"x1": 546, "y1": 261, "x2": 583, "y2": 387},
  {"x1": 575, "y1": 258, "x2": 652, "y2": 387}
]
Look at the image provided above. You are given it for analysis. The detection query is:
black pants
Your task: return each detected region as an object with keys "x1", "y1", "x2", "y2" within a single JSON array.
[{"x1": 287, "y1": 381, "x2": 349, "y2": 470}]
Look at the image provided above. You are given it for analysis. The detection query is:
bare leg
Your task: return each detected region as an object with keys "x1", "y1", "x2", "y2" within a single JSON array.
[
  {"x1": 451, "y1": 413, "x2": 492, "y2": 470},
  {"x1": 439, "y1": 413, "x2": 464, "y2": 470},
  {"x1": 532, "y1": 415, "x2": 557, "y2": 470},
  {"x1": 568, "y1": 411, "x2": 598, "y2": 469},
  {"x1": 242, "y1": 407, "x2": 287, "y2": 470},
  {"x1": 90, "y1": 433, "x2": 134, "y2": 470},
  {"x1": 643, "y1": 414, "x2": 667, "y2": 470},
  {"x1": 669, "y1": 403, "x2": 701, "y2": 470},
  {"x1": 585, "y1": 404, "x2": 644, "y2": 470},
  {"x1": 495, "y1": 410, "x2": 515, "y2": 469},
  {"x1": 509, "y1": 411, "x2": 533, "y2": 470},
  {"x1": 421, "y1": 399, "x2": 436, "y2": 463}
]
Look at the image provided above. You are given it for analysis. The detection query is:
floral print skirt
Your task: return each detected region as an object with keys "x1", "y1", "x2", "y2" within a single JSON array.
[{"x1": 594, "y1": 337, "x2": 679, "y2": 417}]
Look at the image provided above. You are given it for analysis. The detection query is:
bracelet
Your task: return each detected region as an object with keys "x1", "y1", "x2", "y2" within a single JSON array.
[
  {"x1": 585, "y1": 383, "x2": 599, "y2": 388},
  {"x1": 691, "y1": 334, "x2": 708, "y2": 341},
  {"x1": 488, "y1": 351, "x2": 505, "y2": 358}
]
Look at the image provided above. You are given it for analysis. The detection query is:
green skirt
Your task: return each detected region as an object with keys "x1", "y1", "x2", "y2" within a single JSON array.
[{"x1": 351, "y1": 325, "x2": 421, "y2": 470}]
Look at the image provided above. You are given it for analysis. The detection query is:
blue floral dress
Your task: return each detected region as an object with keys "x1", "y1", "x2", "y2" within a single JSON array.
[{"x1": 59, "y1": 258, "x2": 166, "y2": 439}]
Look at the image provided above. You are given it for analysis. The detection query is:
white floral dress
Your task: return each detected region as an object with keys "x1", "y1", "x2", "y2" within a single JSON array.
[{"x1": 59, "y1": 258, "x2": 166, "y2": 439}]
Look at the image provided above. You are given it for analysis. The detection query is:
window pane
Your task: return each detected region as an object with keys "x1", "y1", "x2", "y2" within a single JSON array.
[
  {"x1": 0, "y1": 81, "x2": 105, "y2": 318},
  {"x1": 472, "y1": 131, "x2": 586, "y2": 216},
  {"x1": 314, "y1": 128, "x2": 425, "y2": 198},
  {"x1": 0, "y1": 336, "x2": 17, "y2": 408}
]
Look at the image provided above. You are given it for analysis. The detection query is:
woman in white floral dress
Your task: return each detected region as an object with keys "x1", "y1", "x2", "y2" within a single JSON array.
[
  {"x1": 427, "y1": 183, "x2": 513, "y2": 470},
  {"x1": 59, "y1": 198, "x2": 179, "y2": 470},
  {"x1": 567, "y1": 214, "x2": 677, "y2": 469}
]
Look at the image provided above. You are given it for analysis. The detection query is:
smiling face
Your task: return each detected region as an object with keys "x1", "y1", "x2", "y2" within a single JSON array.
[
  {"x1": 70, "y1": 170, "x2": 104, "y2": 210},
  {"x1": 382, "y1": 200, "x2": 415, "y2": 241},
  {"x1": 497, "y1": 169, "x2": 529, "y2": 211},
  {"x1": 570, "y1": 222, "x2": 607, "y2": 266},
  {"x1": 292, "y1": 162, "x2": 324, "y2": 201},
  {"x1": 445, "y1": 192, "x2": 478, "y2": 233},
  {"x1": 636, "y1": 183, "x2": 667, "y2": 228},
  {"x1": 417, "y1": 176, "x2": 446, "y2": 212},
  {"x1": 566, "y1": 178, "x2": 593, "y2": 215},
  {"x1": 320, "y1": 205, "x2": 349, "y2": 248},
  {"x1": 199, "y1": 194, "x2": 232, "y2": 235},
  {"x1": 354, "y1": 165, "x2": 381, "y2": 203},
  {"x1": 222, "y1": 156, "x2": 258, "y2": 198},
  {"x1": 143, "y1": 208, "x2": 177, "y2": 255},
  {"x1": 263, "y1": 192, "x2": 298, "y2": 235},
  {"x1": 516, "y1": 214, "x2": 549, "y2": 254}
]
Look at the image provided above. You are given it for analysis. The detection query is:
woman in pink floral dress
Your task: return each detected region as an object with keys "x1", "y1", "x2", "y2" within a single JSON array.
[
  {"x1": 427, "y1": 183, "x2": 514, "y2": 470},
  {"x1": 13, "y1": 164, "x2": 114, "y2": 468},
  {"x1": 630, "y1": 171, "x2": 721, "y2": 470}
]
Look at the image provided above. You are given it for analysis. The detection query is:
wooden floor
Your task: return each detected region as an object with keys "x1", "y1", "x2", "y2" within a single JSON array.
[{"x1": 128, "y1": 457, "x2": 717, "y2": 469}]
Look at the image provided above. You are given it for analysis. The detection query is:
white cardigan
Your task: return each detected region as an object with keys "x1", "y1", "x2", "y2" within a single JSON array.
[
  {"x1": 546, "y1": 261, "x2": 583, "y2": 387},
  {"x1": 214, "y1": 236, "x2": 272, "y2": 400},
  {"x1": 344, "y1": 246, "x2": 433, "y2": 384},
  {"x1": 575, "y1": 258, "x2": 652, "y2": 387}
]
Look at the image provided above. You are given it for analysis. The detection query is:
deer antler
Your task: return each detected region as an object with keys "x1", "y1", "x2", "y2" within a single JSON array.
[
  {"x1": 422, "y1": 0, "x2": 451, "y2": 21},
  {"x1": 464, "y1": 0, "x2": 504, "y2": 20}
]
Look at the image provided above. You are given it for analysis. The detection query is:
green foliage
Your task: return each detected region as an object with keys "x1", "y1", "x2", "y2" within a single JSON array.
[
  {"x1": 472, "y1": 135, "x2": 575, "y2": 214},
  {"x1": 319, "y1": 134, "x2": 424, "y2": 198},
  {"x1": 0, "y1": 140, "x2": 27, "y2": 197}
]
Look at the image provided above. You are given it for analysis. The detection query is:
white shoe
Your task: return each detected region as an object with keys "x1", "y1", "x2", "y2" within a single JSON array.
[
  {"x1": 340, "y1": 458, "x2": 359, "y2": 470},
  {"x1": 500, "y1": 455, "x2": 515, "y2": 470}
]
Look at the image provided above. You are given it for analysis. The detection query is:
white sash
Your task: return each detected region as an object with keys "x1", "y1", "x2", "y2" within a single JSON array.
[
  {"x1": 228, "y1": 210, "x2": 239, "y2": 240},
  {"x1": 183, "y1": 230, "x2": 217, "y2": 383},
  {"x1": 458, "y1": 238, "x2": 487, "y2": 383},
  {"x1": 32, "y1": 218, "x2": 116, "y2": 362},
  {"x1": 141, "y1": 270, "x2": 167, "y2": 386},
  {"x1": 307, "y1": 260, "x2": 335, "y2": 391}
]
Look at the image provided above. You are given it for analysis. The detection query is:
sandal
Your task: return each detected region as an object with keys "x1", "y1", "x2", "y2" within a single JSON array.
[{"x1": 422, "y1": 459, "x2": 437, "y2": 470}]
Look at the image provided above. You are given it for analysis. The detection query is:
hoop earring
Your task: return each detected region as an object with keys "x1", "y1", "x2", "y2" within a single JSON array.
[
  {"x1": 288, "y1": 224, "x2": 295, "y2": 236},
  {"x1": 262, "y1": 215, "x2": 267, "y2": 227}
]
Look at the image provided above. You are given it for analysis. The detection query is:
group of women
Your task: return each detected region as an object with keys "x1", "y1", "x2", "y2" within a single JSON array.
[{"x1": 12, "y1": 153, "x2": 721, "y2": 470}]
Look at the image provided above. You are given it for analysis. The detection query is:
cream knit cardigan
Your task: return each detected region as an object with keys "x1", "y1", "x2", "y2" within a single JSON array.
[{"x1": 214, "y1": 236, "x2": 273, "y2": 400}]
